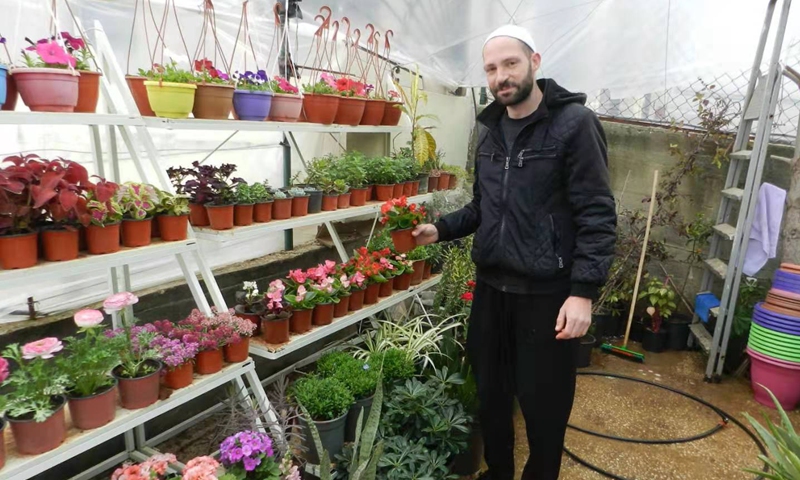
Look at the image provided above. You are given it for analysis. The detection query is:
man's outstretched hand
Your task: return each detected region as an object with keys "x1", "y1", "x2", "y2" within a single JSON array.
[
  {"x1": 555, "y1": 296, "x2": 592, "y2": 340},
  {"x1": 412, "y1": 224, "x2": 439, "y2": 245}
]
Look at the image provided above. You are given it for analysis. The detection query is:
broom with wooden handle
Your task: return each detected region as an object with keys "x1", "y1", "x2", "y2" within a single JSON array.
[{"x1": 600, "y1": 170, "x2": 659, "y2": 363}]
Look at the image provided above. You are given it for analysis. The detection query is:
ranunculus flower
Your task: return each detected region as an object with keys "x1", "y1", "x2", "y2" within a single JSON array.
[
  {"x1": 74, "y1": 309, "x2": 104, "y2": 328},
  {"x1": 104, "y1": 292, "x2": 139, "y2": 313},
  {"x1": 22, "y1": 337, "x2": 64, "y2": 359},
  {"x1": 0, "y1": 358, "x2": 9, "y2": 383}
]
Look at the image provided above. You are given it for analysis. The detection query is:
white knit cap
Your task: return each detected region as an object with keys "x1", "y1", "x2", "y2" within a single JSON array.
[{"x1": 483, "y1": 25, "x2": 537, "y2": 52}]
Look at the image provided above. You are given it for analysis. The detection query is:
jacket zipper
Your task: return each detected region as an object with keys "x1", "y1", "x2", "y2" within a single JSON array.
[
  {"x1": 550, "y1": 214, "x2": 564, "y2": 269},
  {"x1": 498, "y1": 149, "x2": 523, "y2": 248}
]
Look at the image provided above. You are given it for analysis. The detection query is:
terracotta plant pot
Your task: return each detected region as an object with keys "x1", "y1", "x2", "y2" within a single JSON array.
[
  {"x1": 350, "y1": 188, "x2": 369, "y2": 206},
  {"x1": 263, "y1": 315, "x2": 291, "y2": 344},
  {"x1": 193, "y1": 83, "x2": 234, "y2": 119},
  {"x1": 379, "y1": 278, "x2": 395, "y2": 297},
  {"x1": 151, "y1": 217, "x2": 161, "y2": 238},
  {"x1": 448, "y1": 174, "x2": 458, "y2": 189},
  {"x1": 41, "y1": 226, "x2": 78, "y2": 261},
  {"x1": 3, "y1": 70, "x2": 19, "y2": 111},
  {"x1": 0, "y1": 418, "x2": 5, "y2": 470},
  {"x1": 8, "y1": 395, "x2": 67, "y2": 455},
  {"x1": 410, "y1": 180, "x2": 420, "y2": 196},
  {"x1": 439, "y1": 173, "x2": 452, "y2": 190},
  {"x1": 163, "y1": 362, "x2": 193, "y2": 390},
  {"x1": 392, "y1": 183, "x2": 404, "y2": 198},
  {"x1": 428, "y1": 175, "x2": 440, "y2": 192},
  {"x1": 337, "y1": 192, "x2": 351, "y2": 209},
  {"x1": 394, "y1": 272, "x2": 412, "y2": 291},
  {"x1": 292, "y1": 195, "x2": 310, "y2": 217},
  {"x1": 206, "y1": 204, "x2": 235, "y2": 230},
  {"x1": 145, "y1": 81, "x2": 197, "y2": 119},
  {"x1": 195, "y1": 349, "x2": 223, "y2": 375},
  {"x1": 273, "y1": 198, "x2": 292, "y2": 220},
  {"x1": 268, "y1": 93, "x2": 303, "y2": 122},
  {"x1": 349, "y1": 288, "x2": 365, "y2": 311},
  {"x1": 364, "y1": 283, "x2": 380, "y2": 305},
  {"x1": 303, "y1": 93, "x2": 340, "y2": 124},
  {"x1": 157, "y1": 214, "x2": 189, "y2": 241},
  {"x1": 254, "y1": 201, "x2": 274, "y2": 222},
  {"x1": 313, "y1": 303, "x2": 335, "y2": 326},
  {"x1": 122, "y1": 218, "x2": 153, "y2": 248},
  {"x1": 234, "y1": 204, "x2": 255, "y2": 226},
  {"x1": 391, "y1": 228, "x2": 416, "y2": 253},
  {"x1": 75, "y1": 70, "x2": 102, "y2": 113},
  {"x1": 411, "y1": 260, "x2": 425, "y2": 285},
  {"x1": 189, "y1": 203, "x2": 210, "y2": 226},
  {"x1": 67, "y1": 379, "x2": 117, "y2": 430},
  {"x1": 233, "y1": 90, "x2": 272, "y2": 121},
  {"x1": 334, "y1": 295, "x2": 350, "y2": 317},
  {"x1": 234, "y1": 306, "x2": 262, "y2": 335},
  {"x1": 334, "y1": 96, "x2": 367, "y2": 125},
  {"x1": 126, "y1": 75, "x2": 155, "y2": 116},
  {"x1": 113, "y1": 359, "x2": 162, "y2": 410},
  {"x1": 423, "y1": 262, "x2": 432, "y2": 279},
  {"x1": 417, "y1": 175, "x2": 429, "y2": 194},
  {"x1": 86, "y1": 223, "x2": 120, "y2": 254},
  {"x1": 360, "y1": 99, "x2": 386, "y2": 125},
  {"x1": 367, "y1": 184, "x2": 375, "y2": 201},
  {"x1": 14, "y1": 68, "x2": 79, "y2": 112},
  {"x1": 291, "y1": 308, "x2": 313, "y2": 334},
  {"x1": 375, "y1": 184, "x2": 394, "y2": 201},
  {"x1": 224, "y1": 337, "x2": 250, "y2": 363},
  {"x1": 0, "y1": 231, "x2": 38, "y2": 269},
  {"x1": 322, "y1": 194, "x2": 338, "y2": 211},
  {"x1": 381, "y1": 101, "x2": 403, "y2": 126},
  {"x1": 402, "y1": 181, "x2": 413, "y2": 197}
]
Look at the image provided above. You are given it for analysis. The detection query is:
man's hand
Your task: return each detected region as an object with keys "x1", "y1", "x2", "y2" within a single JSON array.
[
  {"x1": 555, "y1": 296, "x2": 592, "y2": 340},
  {"x1": 412, "y1": 224, "x2": 439, "y2": 245}
]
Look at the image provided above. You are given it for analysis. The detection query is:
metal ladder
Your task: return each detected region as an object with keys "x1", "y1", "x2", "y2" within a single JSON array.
[{"x1": 689, "y1": 0, "x2": 793, "y2": 382}]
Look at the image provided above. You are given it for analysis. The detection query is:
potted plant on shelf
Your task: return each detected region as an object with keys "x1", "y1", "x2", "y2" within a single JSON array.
[
  {"x1": 105, "y1": 292, "x2": 163, "y2": 409},
  {"x1": 167, "y1": 163, "x2": 208, "y2": 227},
  {"x1": 116, "y1": 182, "x2": 159, "y2": 247},
  {"x1": 377, "y1": 252, "x2": 397, "y2": 297},
  {"x1": 391, "y1": 253, "x2": 414, "y2": 291},
  {"x1": 293, "y1": 375, "x2": 354, "y2": 464},
  {"x1": 406, "y1": 246, "x2": 428, "y2": 286},
  {"x1": 380, "y1": 196, "x2": 425, "y2": 254},
  {"x1": 151, "y1": 328, "x2": 199, "y2": 390},
  {"x1": 347, "y1": 271, "x2": 367, "y2": 312},
  {"x1": 272, "y1": 189, "x2": 293, "y2": 220},
  {"x1": 308, "y1": 265, "x2": 340, "y2": 326},
  {"x1": 85, "y1": 179, "x2": 124, "y2": 255},
  {"x1": 350, "y1": 247, "x2": 388, "y2": 305},
  {"x1": 333, "y1": 180, "x2": 351, "y2": 209},
  {"x1": 638, "y1": 276, "x2": 677, "y2": 353},
  {"x1": 235, "y1": 281, "x2": 264, "y2": 332},
  {"x1": 319, "y1": 176, "x2": 339, "y2": 212},
  {"x1": 155, "y1": 190, "x2": 190, "y2": 241},
  {"x1": 285, "y1": 269, "x2": 317, "y2": 334},
  {"x1": 0, "y1": 155, "x2": 47, "y2": 268},
  {"x1": 368, "y1": 157, "x2": 399, "y2": 201},
  {"x1": 268, "y1": 75, "x2": 302, "y2": 122},
  {"x1": 332, "y1": 76, "x2": 369, "y2": 126},
  {"x1": 59, "y1": 32, "x2": 102, "y2": 113},
  {"x1": 301, "y1": 77, "x2": 339, "y2": 124},
  {"x1": 206, "y1": 308, "x2": 256, "y2": 363},
  {"x1": 58, "y1": 309, "x2": 121, "y2": 430},
  {"x1": 192, "y1": 58, "x2": 233, "y2": 120},
  {"x1": 361, "y1": 87, "x2": 386, "y2": 126},
  {"x1": 126, "y1": 66, "x2": 155, "y2": 116},
  {"x1": 251, "y1": 181, "x2": 274, "y2": 223},
  {"x1": 142, "y1": 60, "x2": 197, "y2": 119},
  {"x1": 381, "y1": 89, "x2": 403, "y2": 126},
  {"x1": 317, "y1": 351, "x2": 380, "y2": 443},
  {"x1": 262, "y1": 279, "x2": 292, "y2": 344},
  {"x1": 15, "y1": 35, "x2": 80, "y2": 112},
  {"x1": 219, "y1": 431, "x2": 283, "y2": 479},
  {"x1": 333, "y1": 271, "x2": 352, "y2": 318},
  {"x1": 201, "y1": 163, "x2": 243, "y2": 230},
  {"x1": 288, "y1": 186, "x2": 309, "y2": 217},
  {"x1": 338, "y1": 152, "x2": 369, "y2": 206},
  {"x1": 176, "y1": 309, "x2": 228, "y2": 375},
  {"x1": 234, "y1": 182, "x2": 256, "y2": 226},
  {"x1": 232, "y1": 69, "x2": 272, "y2": 121}
]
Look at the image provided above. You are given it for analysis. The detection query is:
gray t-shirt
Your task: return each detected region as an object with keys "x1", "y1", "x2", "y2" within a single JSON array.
[{"x1": 500, "y1": 110, "x2": 537, "y2": 154}]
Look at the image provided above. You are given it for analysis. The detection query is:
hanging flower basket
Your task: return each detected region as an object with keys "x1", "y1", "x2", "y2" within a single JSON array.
[
  {"x1": 302, "y1": 93, "x2": 340, "y2": 124},
  {"x1": 145, "y1": 80, "x2": 197, "y2": 119},
  {"x1": 194, "y1": 83, "x2": 234, "y2": 119},
  {"x1": 360, "y1": 99, "x2": 386, "y2": 125},
  {"x1": 126, "y1": 75, "x2": 156, "y2": 116},
  {"x1": 334, "y1": 96, "x2": 366, "y2": 125},
  {"x1": 269, "y1": 93, "x2": 303, "y2": 122},
  {"x1": 381, "y1": 101, "x2": 403, "y2": 126},
  {"x1": 15, "y1": 68, "x2": 79, "y2": 112},
  {"x1": 233, "y1": 89, "x2": 272, "y2": 121}
]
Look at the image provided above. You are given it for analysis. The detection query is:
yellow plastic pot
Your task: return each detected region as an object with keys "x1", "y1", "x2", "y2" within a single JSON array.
[{"x1": 144, "y1": 81, "x2": 197, "y2": 119}]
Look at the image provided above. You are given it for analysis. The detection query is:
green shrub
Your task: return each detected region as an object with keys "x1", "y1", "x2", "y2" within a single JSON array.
[
  {"x1": 317, "y1": 350, "x2": 358, "y2": 377},
  {"x1": 293, "y1": 376, "x2": 353, "y2": 421},
  {"x1": 368, "y1": 348, "x2": 415, "y2": 385},
  {"x1": 336, "y1": 359, "x2": 380, "y2": 401}
]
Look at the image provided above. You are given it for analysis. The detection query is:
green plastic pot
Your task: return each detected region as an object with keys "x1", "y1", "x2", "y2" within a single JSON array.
[
  {"x1": 751, "y1": 323, "x2": 800, "y2": 346},
  {"x1": 749, "y1": 339, "x2": 800, "y2": 363},
  {"x1": 144, "y1": 81, "x2": 197, "y2": 118}
]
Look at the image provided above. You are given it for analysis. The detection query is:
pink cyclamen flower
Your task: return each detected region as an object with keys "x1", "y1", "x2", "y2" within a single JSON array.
[
  {"x1": 104, "y1": 292, "x2": 139, "y2": 313},
  {"x1": 0, "y1": 358, "x2": 9, "y2": 383},
  {"x1": 22, "y1": 337, "x2": 64, "y2": 359},
  {"x1": 36, "y1": 40, "x2": 76, "y2": 67},
  {"x1": 74, "y1": 309, "x2": 104, "y2": 328}
]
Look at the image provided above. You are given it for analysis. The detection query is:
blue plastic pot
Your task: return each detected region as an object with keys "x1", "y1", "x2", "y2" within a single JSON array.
[
  {"x1": 233, "y1": 89, "x2": 272, "y2": 121},
  {"x1": 0, "y1": 65, "x2": 7, "y2": 107}
]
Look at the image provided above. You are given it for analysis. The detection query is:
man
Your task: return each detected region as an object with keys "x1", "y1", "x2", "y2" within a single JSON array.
[{"x1": 413, "y1": 25, "x2": 616, "y2": 479}]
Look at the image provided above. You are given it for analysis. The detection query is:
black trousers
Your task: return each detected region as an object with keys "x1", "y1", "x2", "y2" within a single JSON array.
[{"x1": 467, "y1": 281, "x2": 578, "y2": 480}]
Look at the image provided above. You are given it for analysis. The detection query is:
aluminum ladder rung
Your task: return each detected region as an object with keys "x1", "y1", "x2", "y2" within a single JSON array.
[
  {"x1": 744, "y1": 74, "x2": 769, "y2": 120},
  {"x1": 689, "y1": 323, "x2": 713, "y2": 354},
  {"x1": 703, "y1": 258, "x2": 728, "y2": 279},
  {"x1": 721, "y1": 187, "x2": 744, "y2": 201},
  {"x1": 730, "y1": 150, "x2": 752, "y2": 161},
  {"x1": 771, "y1": 154, "x2": 794, "y2": 164},
  {"x1": 712, "y1": 223, "x2": 737, "y2": 241}
]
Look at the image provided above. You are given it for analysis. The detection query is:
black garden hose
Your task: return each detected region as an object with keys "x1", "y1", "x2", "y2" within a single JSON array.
[{"x1": 563, "y1": 371, "x2": 769, "y2": 480}]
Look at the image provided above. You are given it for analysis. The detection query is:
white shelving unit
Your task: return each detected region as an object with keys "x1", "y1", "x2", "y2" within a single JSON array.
[{"x1": 143, "y1": 116, "x2": 404, "y2": 134}]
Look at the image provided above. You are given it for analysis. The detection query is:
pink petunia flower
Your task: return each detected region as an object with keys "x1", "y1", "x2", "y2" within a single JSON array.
[
  {"x1": 74, "y1": 309, "x2": 104, "y2": 328},
  {"x1": 36, "y1": 40, "x2": 76, "y2": 67},
  {"x1": 22, "y1": 337, "x2": 63, "y2": 359}
]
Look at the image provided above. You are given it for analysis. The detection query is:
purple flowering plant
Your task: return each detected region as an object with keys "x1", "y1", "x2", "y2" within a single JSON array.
[
  {"x1": 105, "y1": 323, "x2": 161, "y2": 377},
  {"x1": 151, "y1": 335, "x2": 199, "y2": 370},
  {"x1": 233, "y1": 70, "x2": 271, "y2": 92},
  {"x1": 219, "y1": 430, "x2": 282, "y2": 479}
]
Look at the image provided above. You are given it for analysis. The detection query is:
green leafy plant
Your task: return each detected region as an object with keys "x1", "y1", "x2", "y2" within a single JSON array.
[
  {"x1": 394, "y1": 66, "x2": 438, "y2": 166},
  {"x1": 334, "y1": 358, "x2": 379, "y2": 401},
  {"x1": 0, "y1": 341, "x2": 70, "y2": 422},
  {"x1": 332, "y1": 179, "x2": 349, "y2": 195},
  {"x1": 58, "y1": 311, "x2": 121, "y2": 398},
  {"x1": 306, "y1": 155, "x2": 335, "y2": 186},
  {"x1": 365, "y1": 157, "x2": 399, "y2": 185},
  {"x1": 284, "y1": 286, "x2": 318, "y2": 311},
  {"x1": 115, "y1": 182, "x2": 159, "y2": 220},
  {"x1": 336, "y1": 152, "x2": 368, "y2": 188},
  {"x1": 380, "y1": 197, "x2": 426, "y2": 231},
  {"x1": 743, "y1": 387, "x2": 800, "y2": 479},
  {"x1": 294, "y1": 375, "x2": 353, "y2": 421},
  {"x1": 303, "y1": 80, "x2": 336, "y2": 95},
  {"x1": 434, "y1": 235, "x2": 476, "y2": 318},
  {"x1": 235, "y1": 183, "x2": 256, "y2": 205},
  {"x1": 249, "y1": 182, "x2": 273, "y2": 203},
  {"x1": 142, "y1": 60, "x2": 196, "y2": 84},
  {"x1": 367, "y1": 349, "x2": 416, "y2": 385},
  {"x1": 638, "y1": 276, "x2": 677, "y2": 332},
  {"x1": 156, "y1": 190, "x2": 191, "y2": 216},
  {"x1": 733, "y1": 276, "x2": 770, "y2": 337},
  {"x1": 86, "y1": 198, "x2": 124, "y2": 227},
  {"x1": 376, "y1": 435, "x2": 455, "y2": 480}
]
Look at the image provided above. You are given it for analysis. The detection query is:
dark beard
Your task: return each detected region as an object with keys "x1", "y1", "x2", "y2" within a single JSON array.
[{"x1": 491, "y1": 64, "x2": 535, "y2": 106}]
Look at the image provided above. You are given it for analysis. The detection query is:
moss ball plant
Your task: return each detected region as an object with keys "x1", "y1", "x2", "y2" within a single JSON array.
[
  {"x1": 368, "y1": 348, "x2": 416, "y2": 385},
  {"x1": 292, "y1": 375, "x2": 353, "y2": 421}
]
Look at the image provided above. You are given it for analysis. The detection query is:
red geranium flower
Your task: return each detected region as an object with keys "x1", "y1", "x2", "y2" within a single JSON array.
[{"x1": 461, "y1": 292, "x2": 474, "y2": 302}]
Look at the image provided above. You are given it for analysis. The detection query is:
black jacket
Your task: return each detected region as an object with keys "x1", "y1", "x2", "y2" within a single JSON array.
[{"x1": 434, "y1": 78, "x2": 616, "y2": 299}]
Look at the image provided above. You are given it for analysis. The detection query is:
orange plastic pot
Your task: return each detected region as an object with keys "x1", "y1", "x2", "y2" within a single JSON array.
[
  {"x1": 3, "y1": 73, "x2": 18, "y2": 111},
  {"x1": 254, "y1": 202, "x2": 274, "y2": 222},
  {"x1": 195, "y1": 349, "x2": 223, "y2": 375},
  {"x1": 113, "y1": 359, "x2": 162, "y2": 409},
  {"x1": 364, "y1": 284, "x2": 380, "y2": 305},
  {"x1": 392, "y1": 184, "x2": 403, "y2": 198},
  {"x1": 189, "y1": 203, "x2": 210, "y2": 226},
  {"x1": 391, "y1": 228, "x2": 416, "y2": 253},
  {"x1": 193, "y1": 83, "x2": 234, "y2": 120},
  {"x1": 0, "y1": 231, "x2": 38, "y2": 269},
  {"x1": 263, "y1": 315, "x2": 291, "y2": 344},
  {"x1": 8, "y1": 395, "x2": 67, "y2": 455},
  {"x1": 76, "y1": 71, "x2": 102, "y2": 113},
  {"x1": 14, "y1": 68, "x2": 79, "y2": 112},
  {"x1": 290, "y1": 308, "x2": 313, "y2": 334},
  {"x1": 86, "y1": 223, "x2": 120, "y2": 254},
  {"x1": 206, "y1": 205, "x2": 234, "y2": 230},
  {"x1": 334, "y1": 295, "x2": 350, "y2": 317},
  {"x1": 375, "y1": 184, "x2": 394, "y2": 201},
  {"x1": 447, "y1": 174, "x2": 458, "y2": 189},
  {"x1": 322, "y1": 195, "x2": 338, "y2": 211},
  {"x1": 411, "y1": 260, "x2": 425, "y2": 285},
  {"x1": 224, "y1": 337, "x2": 250, "y2": 363},
  {"x1": 394, "y1": 272, "x2": 412, "y2": 291},
  {"x1": 302, "y1": 93, "x2": 340, "y2": 124},
  {"x1": 423, "y1": 262, "x2": 432, "y2": 279},
  {"x1": 292, "y1": 195, "x2": 310, "y2": 217},
  {"x1": 273, "y1": 198, "x2": 292, "y2": 220},
  {"x1": 313, "y1": 303, "x2": 335, "y2": 326},
  {"x1": 234, "y1": 204, "x2": 255, "y2": 226},
  {"x1": 157, "y1": 214, "x2": 189, "y2": 241},
  {"x1": 268, "y1": 93, "x2": 303, "y2": 122},
  {"x1": 337, "y1": 193, "x2": 351, "y2": 209},
  {"x1": 410, "y1": 180, "x2": 420, "y2": 196},
  {"x1": 334, "y1": 96, "x2": 366, "y2": 125},
  {"x1": 381, "y1": 101, "x2": 403, "y2": 126},
  {"x1": 42, "y1": 228, "x2": 79, "y2": 262},
  {"x1": 367, "y1": 185, "x2": 375, "y2": 201},
  {"x1": 126, "y1": 75, "x2": 156, "y2": 116},
  {"x1": 163, "y1": 362, "x2": 194, "y2": 390},
  {"x1": 122, "y1": 218, "x2": 152, "y2": 248},
  {"x1": 402, "y1": 181, "x2": 414, "y2": 196},
  {"x1": 379, "y1": 278, "x2": 395, "y2": 297},
  {"x1": 439, "y1": 173, "x2": 452, "y2": 191},
  {"x1": 360, "y1": 99, "x2": 386, "y2": 125},
  {"x1": 350, "y1": 188, "x2": 368, "y2": 206},
  {"x1": 349, "y1": 288, "x2": 365, "y2": 311},
  {"x1": 235, "y1": 306, "x2": 262, "y2": 336},
  {"x1": 67, "y1": 380, "x2": 117, "y2": 430},
  {"x1": 428, "y1": 175, "x2": 440, "y2": 192}
]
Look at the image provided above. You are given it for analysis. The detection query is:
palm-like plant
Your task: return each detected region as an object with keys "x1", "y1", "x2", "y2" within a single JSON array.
[
  {"x1": 394, "y1": 66, "x2": 439, "y2": 166},
  {"x1": 743, "y1": 387, "x2": 800, "y2": 479}
]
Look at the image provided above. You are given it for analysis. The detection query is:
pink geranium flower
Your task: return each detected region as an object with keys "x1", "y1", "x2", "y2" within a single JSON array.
[
  {"x1": 22, "y1": 337, "x2": 63, "y2": 359},
  {"x1": 36, "y1": 40, "x2": 76, "y2": 67},
  {"x1": 287, "y1": 269, "x2": 307, "y2": 284},
  {"x1": 74, "y1": 309, "x2": 104, "y2": 328},
  {"x1": 103, "y1": 292, "x2": 139, "y2": 313}
]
